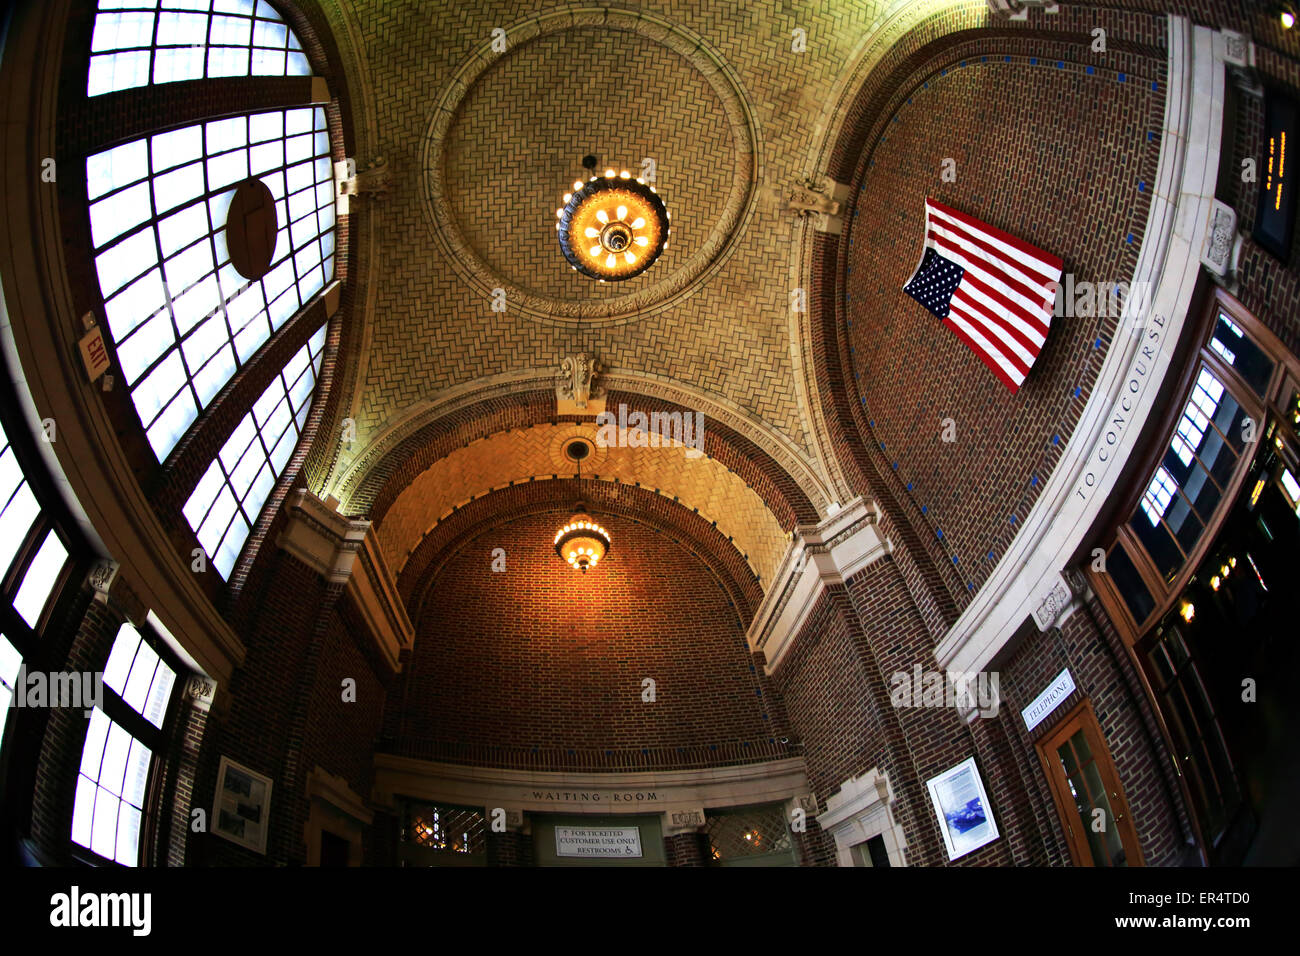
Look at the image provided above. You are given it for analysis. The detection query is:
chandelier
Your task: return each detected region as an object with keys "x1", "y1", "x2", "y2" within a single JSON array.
[
  {"x1": 555, "y1": 162, "x2": 670, "y2": 281},
  {"x1": 552, "y1": 440, "x2": 611, "y2": 572}
]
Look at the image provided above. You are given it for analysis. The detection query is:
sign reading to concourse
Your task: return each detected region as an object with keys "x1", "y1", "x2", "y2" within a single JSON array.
[{"x1": 554, "y1": 826, "x2": 643, "y2": 859}]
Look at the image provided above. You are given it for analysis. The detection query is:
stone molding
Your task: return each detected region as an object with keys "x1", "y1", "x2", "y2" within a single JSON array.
[
  {"x1": 816, "y1": 768, "x2": 909, "y2": 867},
  {"x1": 746, "y1": 497, "x2": 892, "y2": 672},
  {"x1": 278, "y1": 489, "x2": 414, "y2": 674}
]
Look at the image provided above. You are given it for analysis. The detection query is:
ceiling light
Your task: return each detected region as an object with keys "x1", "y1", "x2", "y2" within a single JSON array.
[
  {"x1": 553, "y1": 440, "x2": 610, "y2": 573},
  {"x1": 555, "y1": 166, "x2": 670, "y2": 281}
]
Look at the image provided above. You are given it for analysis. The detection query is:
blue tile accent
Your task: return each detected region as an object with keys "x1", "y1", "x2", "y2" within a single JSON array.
[
  {"x1": 1086, "y1": 65, "x2": 1095, "y2": 75},
  {"x1": 1031, "y1": 474, "x2": 1038, "y2": 486},
  {"x1": 936, "y1": 528, "x2": 944, "y2": 539},
  {"x1": 1010, "y1": 514, "x2": 1017, "y2": 524},
  {"x1": 988, "y1": 551, "x2": 996, "y2": 561},
  {"x1": 1030, "y1": 57, "x2": 1038, "y2": 65},
  {"x1": 922, "y1": 505, "x2": 928, "y2": 514},
  {"x1": 1052, "y1": 434, "x2": 1060, "y2": 446},
  {"x1": 952, "y1": 555, "x2": 959, "y2": 563},
  {"x1": 906, "y1": 482, "x2": 913, "y2": 491},
  {"x1": 1074, "y1": 385, "x2": 1082, "y2": 398},
  {"x1": 1138, "y1": 181, "x2": 1145, "y2": 192},
  {"x1": 1118, "y1": 72, "x2": 1126, "y2": 83},
  {"x1": 1056, "y1": 61, "x2": 1065, "y2": 69}
]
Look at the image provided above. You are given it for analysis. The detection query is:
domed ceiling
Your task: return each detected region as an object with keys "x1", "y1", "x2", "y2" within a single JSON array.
[{"x1": 307, "y1": 0, "x2": 983, "y2": 596}]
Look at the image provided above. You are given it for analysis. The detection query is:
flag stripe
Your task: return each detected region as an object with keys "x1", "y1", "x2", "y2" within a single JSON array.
[
  {"x1": 927, "y1": 198, "x2": 1064, "y2": 276},
  {"x1": 901, "y1": 197, "x2": 1064, "y2": 395},
  {"x1": 927, "y1": 223, "x2": 1055, "y2": 315},
  {"x1": 942, "y1": 316, "x2": 1023, "y2": 391}
]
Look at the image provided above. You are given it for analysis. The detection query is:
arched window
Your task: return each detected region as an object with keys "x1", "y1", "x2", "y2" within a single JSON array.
[
  {"x1": 183, "y1": 325, "x2": 326, "y2": 578},
  {"x1": 87, "y1": 104, "x2": 335, "y2": 460},
  {"x1": 88, "y1": 0, "x2": 311, "y2": 97}
]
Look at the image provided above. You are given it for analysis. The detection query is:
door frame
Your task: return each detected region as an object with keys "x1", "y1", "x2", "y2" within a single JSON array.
[{"x1": 1035, "y1": 698, "x2": 1145, "y2": 867}]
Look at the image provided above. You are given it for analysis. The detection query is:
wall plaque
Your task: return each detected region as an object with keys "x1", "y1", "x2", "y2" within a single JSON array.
[{"x1": 554, "y1": 826, "x2": 642, "y2": 859}]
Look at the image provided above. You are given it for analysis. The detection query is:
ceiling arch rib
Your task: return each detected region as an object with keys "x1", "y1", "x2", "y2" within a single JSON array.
[{"x1": 376, "y1": 422, "x2": 787, "y2": 587}]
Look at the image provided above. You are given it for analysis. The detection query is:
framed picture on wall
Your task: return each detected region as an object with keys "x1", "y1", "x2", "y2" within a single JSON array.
[
  {"x1": 925, "y1": 756, "x2": 999, "y2": 860},
  {"x1": 212, "y1": 756, "x2": 273, "y2": 855}
]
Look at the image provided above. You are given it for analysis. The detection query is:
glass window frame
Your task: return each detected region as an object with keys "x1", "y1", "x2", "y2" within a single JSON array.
[{"x1": 68, "y1": 619, "x2": 185, "y2": 868}]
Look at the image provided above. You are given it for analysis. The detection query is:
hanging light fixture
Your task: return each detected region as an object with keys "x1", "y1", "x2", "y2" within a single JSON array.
[
  {"x1": 555, "y1": 156, "x2": 670, "y2": 281},
  {"x1": 553, "y1": 439, "x2": 610, "y2": 572}
]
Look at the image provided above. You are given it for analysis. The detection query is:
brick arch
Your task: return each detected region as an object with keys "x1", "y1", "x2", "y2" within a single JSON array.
[
  {"x1": 338, "y1": 385, "x2": 820, "y2": 531},
  {"x1": 399, "y1": 478, "x2": 765, "y2": 627},
  {"x1": 809, "y1": 7, "x2": 1170, "y2": 620}
]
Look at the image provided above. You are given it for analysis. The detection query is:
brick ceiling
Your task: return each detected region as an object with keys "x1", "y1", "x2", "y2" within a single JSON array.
[{"x1": 309, "y1": 0, "x2": 976, "y2": 582}]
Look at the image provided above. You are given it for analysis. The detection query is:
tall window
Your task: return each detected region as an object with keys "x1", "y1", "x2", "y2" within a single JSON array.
[
  {"x1": 88, "y1": 0, "x2": 311, "y2": 97},
  {"x1": 87, "y1": 105, "x2": 335, "y2": 460},
  {"x1": 183, "y1": 326, "x2": 326, "y2": 577},
  {"x1": 71, "y1": 623, "x2": 179, "y2": 865},
  {"x1": 0, "y1": 416, "x2": 74, "y2": 751}
]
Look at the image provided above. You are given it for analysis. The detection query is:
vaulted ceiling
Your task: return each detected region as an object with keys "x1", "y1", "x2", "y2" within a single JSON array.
[{"x1": 298, "y1": 0, "x2": 979, "y2": 587}]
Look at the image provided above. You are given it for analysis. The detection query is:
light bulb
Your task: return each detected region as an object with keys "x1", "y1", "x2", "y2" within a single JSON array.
[
  {"x1": 604, "y1": 168, "x2": 615, "y2": 177},
  {"x1": 1283, "y1": 10, "x2": 1296, "y2": 29},
  {"x1": 625, "y1": 251, "x2": 636, "y2": 264},
  {"x1": 556, "y1": 208, "x2": 563, "y2": 218},
  {"x1": 563, "y1": 192, "x2": 572, "y2": 202},
  {"x1": 589, "y1": 245, "x2": 601, "y2": 256},
  {"x1": 634, "y1": 236, "x2": 648, "y2": 246},
  {"x1": 631, "y1": 217, "x2": 645, "y2": 229},
  {"x1": 584, "y1": 227, "x2": 599, "y2": 238},
  {"x1": 573, "y1": 180, "x2": 583, "y2": 191},
  {"x1": 616, "y1": 205, "x2": 628, "y2": 220},
  {"x1": 596, "y1": 209, "x2": 609, "y2": 224},
  {"x1": 606, "y1": 254, "x2": 616, "y2": 268},
  {"x1": 619, "y1": 170, "x2": 630, "y2": 178}
]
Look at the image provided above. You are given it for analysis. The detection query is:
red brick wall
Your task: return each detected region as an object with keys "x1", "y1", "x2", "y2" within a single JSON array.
[{"x1": 387, "y1": 507, "x2": 790, "y2": 770}]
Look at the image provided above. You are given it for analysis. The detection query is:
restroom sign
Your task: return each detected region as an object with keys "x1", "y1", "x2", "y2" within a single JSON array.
[{"x1": 554, "y1": 826, "x2": 642, "y2": 858}]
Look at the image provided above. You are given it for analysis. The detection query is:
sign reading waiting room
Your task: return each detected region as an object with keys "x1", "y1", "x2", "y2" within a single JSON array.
[{"x1": 554, "y1": 826, "x2": 643, "y2": 859}]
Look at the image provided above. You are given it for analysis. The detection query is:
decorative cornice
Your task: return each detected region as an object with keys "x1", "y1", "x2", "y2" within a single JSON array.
[
  {"x1": 746, "y1": 497, "x2": 892, "y2": 672},
  {"x1": 278, "y1": 489, "x2": 414, "y2": 674}
]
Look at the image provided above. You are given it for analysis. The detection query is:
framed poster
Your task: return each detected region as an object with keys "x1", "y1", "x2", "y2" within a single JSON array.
[
  {"x1": 212, "y1": 757, "x2": 273, "y2": 854},
  {"x1": 925, "y1": 756, "x2": 999, "y2": 860},
  {"x1": 1253, "y1": 86, "x2": 1300, "y2": 261}
]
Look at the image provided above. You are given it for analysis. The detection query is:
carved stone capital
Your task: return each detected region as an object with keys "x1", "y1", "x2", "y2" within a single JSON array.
[
  {"x1": 86, "y1": 558, "x2": 119, "y2": 604},
  {"x1": 662, "y1": 807, "x2": 707, "y2": 836},
  {"x1": 1031, "y1": 569, "x2": 1088, "y2": 632},
  {"x1": 986, "y1": 0, "x2": 1059, "y2": 18},
  {"x1": 785, "y1": 176, "x2": 849, "y2": 234},
  {"x1": 1201, "y1": 198, "x2": 1242, "y2": 291},
  {"x1": 555, "y1": 352, "x2": 605, "y2": 412}
]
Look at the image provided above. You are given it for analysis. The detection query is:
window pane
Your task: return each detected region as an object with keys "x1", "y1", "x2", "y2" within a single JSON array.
[
  {"x1": 13, "y1": 531, "x2": 69, "y2": 628},
  {"x1": 102, "y1": 624, "x2": 142, "y2": 697},
  {"x1": 89, "y1": 0, "x2": 307, "y2": 96}
]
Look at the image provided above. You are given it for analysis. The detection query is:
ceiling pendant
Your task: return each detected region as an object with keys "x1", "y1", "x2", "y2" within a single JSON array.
[{"x1": 555, "y1": 160, "x2": 670, "y2": 282}]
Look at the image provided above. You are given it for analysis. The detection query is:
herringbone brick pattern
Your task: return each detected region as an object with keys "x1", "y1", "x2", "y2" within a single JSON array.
[
  {"x1": 334, "y1": 0, "x2": 898, "y2": 470},
  {"x1": 377, "y1": 422, "x2": 785, "y2": 583}
]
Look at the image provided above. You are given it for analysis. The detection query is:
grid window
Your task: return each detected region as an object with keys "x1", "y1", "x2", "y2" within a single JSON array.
[
  {"x1": 1141, "y1": 467, "x2": 1178, "y2": 526},
  {"x1": 0, "y1": 421, "x2": 69, "y2": 627},
  {"x1": 103, "y1": 623, "x2": 176, "y2": 730},
  {"x1": 183, "y1": 326, "x2": 325, "y2": 578},
  {"x1": 86, "y1": 107, "x2": 335, "y2": 461},
  {"x1": 71, "y1": 623, "x2": 181, "y2": 865},
  {"x1": 71, "y1": 708, "x2": 152, "y2": 866},
  {"x1": 88, "y1": 0, "x2": 312, "y2": 97}
]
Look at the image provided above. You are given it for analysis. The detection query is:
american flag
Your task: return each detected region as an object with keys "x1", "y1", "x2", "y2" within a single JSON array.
[{"x1": 902, "y1": 198, "x2": 1063, "y2": 393}]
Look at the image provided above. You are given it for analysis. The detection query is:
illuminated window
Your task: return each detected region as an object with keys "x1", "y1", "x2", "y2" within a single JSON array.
[
  {"x1": 1141, "y1": 466, "x2": 1178, "y2": 526},
  {"x1": 72, "y1": 709, "x2": 152, "y2": 865},
  {"x1": 71, "y1": 623, "x2": 181, "y2": 865},
  {"x1": 88, "y1": 0, "x2": 312, "y2": 97},
  {"x1": 183, "y1": 327, "x2": 325, "y2": 577},
  {"x1": 0, "y1": 634, "x2": 21, "y2": 746},
  {"x1": 86, "y1": 107, "x2": 335, "y2": 460},
  {"x1": 0, "y1": 420, "x2": 71, "y2": 628},
  {"x1": 103, "y1": 623, "x2": 176, "y2": 730}
]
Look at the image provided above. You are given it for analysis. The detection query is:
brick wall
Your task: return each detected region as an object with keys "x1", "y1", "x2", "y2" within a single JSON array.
[{"x1": 386, "y1": 505, "x2": 791, "y2": 771}]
